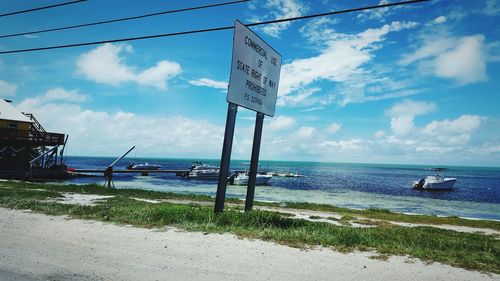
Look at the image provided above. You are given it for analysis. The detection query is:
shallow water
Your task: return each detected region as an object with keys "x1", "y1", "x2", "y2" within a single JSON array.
[{"x1": 65, "y1": 157, "x2": 500, "y2": 220}]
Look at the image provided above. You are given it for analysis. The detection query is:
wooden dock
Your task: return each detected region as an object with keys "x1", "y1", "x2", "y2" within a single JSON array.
[{"x1": 73, "y1": 169, "x2": 189, "y2": 176}]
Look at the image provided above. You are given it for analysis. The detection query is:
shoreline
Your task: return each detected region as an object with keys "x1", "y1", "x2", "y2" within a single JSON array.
[
  {"x1": 1, "y1": 207, "x2": 498, "y2": 281},
  {"x1": 9, "y1": 178, "x2": 500, "y2": 223},
  {"x1": 70, "y1": 178, "x2": 500, "y2": 221}
]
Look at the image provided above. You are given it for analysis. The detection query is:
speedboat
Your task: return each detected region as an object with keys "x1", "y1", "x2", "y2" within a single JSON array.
[
  {"x1": 229, "y1": 172, "x2": 272, "y2": 185},
  {"x1": 184, "y1": 162, "x2": 220, "y2": 180},
  {"x1": 412, "y1": 175, "x2": 457, "y2": 190},
  {"x1": 126, "y1": 162, "x2": 162, "y2": 170}
]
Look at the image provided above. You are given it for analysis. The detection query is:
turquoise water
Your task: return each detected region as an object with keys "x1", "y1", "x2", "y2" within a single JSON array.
[{"x1": 66, "y1": 157, "x2": 500, "y2": 220}]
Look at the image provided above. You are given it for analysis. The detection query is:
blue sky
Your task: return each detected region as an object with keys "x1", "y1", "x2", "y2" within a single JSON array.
[{"x1": 0, "y1": 0, "x2": 499, "y2": 166}]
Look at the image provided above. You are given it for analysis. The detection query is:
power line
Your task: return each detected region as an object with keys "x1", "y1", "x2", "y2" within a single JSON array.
[
  {"x1": 0, "y1": 0, "x2": 430, "y2": 55},
  {"x1": 0, "y1": 0, "x2": 250, "y2": 39},
  {"x1": 0, "y1": 0, "x2": 87, "y2": 18}
]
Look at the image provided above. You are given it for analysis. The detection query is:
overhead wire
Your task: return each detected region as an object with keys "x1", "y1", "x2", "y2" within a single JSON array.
[
  {"x1": 0, "y1": 0, "x2": 88, "y2": 18},
  {"x1": 0, "y1": 0, "x2": 430, "y2": 55},
  {"x1": 0, "y1": 0, "x2": 250, "y2": 39}
]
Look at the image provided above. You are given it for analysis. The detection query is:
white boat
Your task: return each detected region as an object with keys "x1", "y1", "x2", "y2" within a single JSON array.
[
  {"x1": 412, "y1": 175, "x2": 457, "y2": 190},
  {"x1": 185, "y1": 162, "x2": 220, "y2": 180},
  {"x1": 230, "y1": 172, "x2": 272, "y2": 185},
  {"x1": 126, "y1": 162, "x2": 162, "y2": 170}
]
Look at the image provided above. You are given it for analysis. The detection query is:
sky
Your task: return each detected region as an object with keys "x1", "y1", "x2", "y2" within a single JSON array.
[{"x1": 0, "y1": 0, "x2": 499, "y2": 166}]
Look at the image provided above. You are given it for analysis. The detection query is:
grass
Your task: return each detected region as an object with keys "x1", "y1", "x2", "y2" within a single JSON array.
[
  {"x1": 9, "y1": 182, "x2": 500, "y2": 231},
  {"x1": 353, "y1": 219, "x2": 394, "y2": 228},
  {"x1": 1, "y1": 181, "x2": 499, "y2": 273}
]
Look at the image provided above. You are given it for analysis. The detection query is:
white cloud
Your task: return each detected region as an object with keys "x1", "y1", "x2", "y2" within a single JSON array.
[
  {"x1": 434, "y1": 35, "x2": 487, "y2": 84},
  {"x1": 251, "y1": 0, "x2": 306, "y2": 38},
  {"x1": 188, "y1": 78, "x2": 228, "y2": 90},
  {"x1": 373, "y1": 101, "x2": 486, "y2": 162},
  {"x1": 386, "y1": 100, "x2": 436, "y2": 136},
  {"x1": 0, "y1": 80, "x2": 17, "y2": 96},
  {"x1": 77, "y1": 44, "x2": 134, "y2": 85},
  {"x1": 399, "y1": 35, "x2": 455, "y2": 65},
  {"x1": 316, "y1": 139, "x2": 365, "y2": 154},
  {"x1": 386, "y1": 99, "x2": 436, "y2": 117},
  {"x1": 279, "y1": 21, "x2": 419, "y2": 107},
  {"x1": 300, "y1": 107, "x2": 324, "y2": 112},
  {"x1": 356, "y1": 0, "x2": 409, "y2": 22},
  {"x1": 431, "y1": 16, "x2": 447, "y2": 25},
  {"x1": 325, "y1": 123, "x2": 342, "y2": 134},
  {"x1": 18, "y1": 88, "x2": 88, "y2": 108},
  {"x1": 374, "y1": 130, "x2": 386, "y2": 138},
  {"x1": 267, "y1": 115, "x2": 295, "y2": 131},
  {"x1": 421, "y1": 115, "x2": 482, "y2": 136},
  {"x1": 135, "y1": 61, "x2": 182, "y2": 90},
  {"x1": 77, "y1": 43, "x2": 181, "y2": 90},
  {"x1": 400, "y1": 34, "x2": 488, "y2": 84},
  {"x1": 16, "y1": 90, "x2": 223, "y2": 157},
  {"x1": 484, "y1": 0, "x2": 500, "y2": 16},
  {"x1": 277, "y1": 87, "x2": 320, "y2": 107},
  {"x1": 299, "y1": 17, "x2": 337, "y2": 44},
  {"x1": 294, "y1": 126, "x2": 316, "y2": 138},
  {"x1": 390, "y1": 115, "x2": 415, "y2": 136}
]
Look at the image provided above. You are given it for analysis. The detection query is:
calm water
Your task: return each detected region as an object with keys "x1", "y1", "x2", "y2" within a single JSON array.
[{"x1": 64, "y1": 156, "x2": 500, "y2": 220}]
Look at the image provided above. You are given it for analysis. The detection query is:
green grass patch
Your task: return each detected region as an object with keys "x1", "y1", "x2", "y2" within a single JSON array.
[
  {"x1": 4, "y1": 181, "x2": 216, "y2": 202},
  {"x1": 353, "y1": 219, "x2": 394, "y2": 228},
  {"x1": 1, "y1": 181, "x2": 499, "y2": 273}
]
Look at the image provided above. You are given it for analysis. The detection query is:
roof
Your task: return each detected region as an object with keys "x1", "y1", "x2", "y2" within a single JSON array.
[{"x1": 0, "y1": 99, "x2": 32, "y2": 123}]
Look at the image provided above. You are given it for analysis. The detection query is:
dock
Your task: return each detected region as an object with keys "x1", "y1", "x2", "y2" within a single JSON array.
[
  {"x1": 73, "y1": 169, "x2": 189, "y2": 176},
  {"x1": 72, "y1": 169, "x2": 304, "y2": 178}
]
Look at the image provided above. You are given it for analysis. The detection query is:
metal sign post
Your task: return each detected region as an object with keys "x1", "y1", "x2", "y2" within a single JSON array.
[
  {"x1": 215, "y1": 20, "x2": 281, "y2": 213},
  {"x1": 214, "y1": 103, "x2": 238, "y2": 213},
  {"x1": 245, "y1": 112, "x2": 264, "y2": 211}
]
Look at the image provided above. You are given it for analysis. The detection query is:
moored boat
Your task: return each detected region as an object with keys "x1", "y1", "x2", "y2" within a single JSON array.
[
  {"x1": 426, "y1": 167, "x2": 449, "y2": 171},
  {"x1": 183, "y1": 162, "x2": 220, "y2": 180},
  {"x1": 126, "y1": 162, "x2": 162, "y2": 170},
  {"x1": 229, "y1": 172, "x2": 272, "y2": 185},
  {"x1": 413, "y1": 175, "x2": 457, "y2": 190}
]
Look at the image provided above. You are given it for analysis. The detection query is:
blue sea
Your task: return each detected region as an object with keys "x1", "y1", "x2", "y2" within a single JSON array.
[{"x1": 64, "y1": 156, "x2": 500, "y2": 221}]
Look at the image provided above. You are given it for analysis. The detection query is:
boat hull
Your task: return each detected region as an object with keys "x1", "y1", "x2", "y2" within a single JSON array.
[
  {"x1": 127, "y1": 163, "x2": 162, "y2": 170},
  {"x1": 232, "y1": 174, "x2": 272, "y2": 185},
  {"x1": 187, "y1": 172, "x2": 220, "y2": 180},
  {"x1": 413, "y1": 176, "x2": 457, "y2": 190},
  {"x1": 424, "y1": 178, "x2": 456, "y2": 190}
]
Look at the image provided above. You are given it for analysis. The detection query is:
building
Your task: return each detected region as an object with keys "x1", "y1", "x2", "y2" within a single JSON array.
[{"x1": 0, "y1": 99, "x2": 66, "y2": 178}]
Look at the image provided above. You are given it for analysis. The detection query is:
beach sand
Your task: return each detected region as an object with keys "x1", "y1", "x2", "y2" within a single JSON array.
[{"x1": 0, "y1": 208, "x2": 498, "y2": 281}]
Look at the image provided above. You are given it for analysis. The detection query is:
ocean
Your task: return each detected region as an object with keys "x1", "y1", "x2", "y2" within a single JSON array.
[{"x1": 64, "y1": 156, "x2": 500, "y2": 221}]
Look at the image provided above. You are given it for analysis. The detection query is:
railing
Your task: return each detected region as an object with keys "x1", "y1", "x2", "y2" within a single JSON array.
[
  {"x1": 22, "y1": 112, "x2": 46, "y2": 133},
  {"x1": 0, "y1": 128, "x2": 65, "y2": 146}
]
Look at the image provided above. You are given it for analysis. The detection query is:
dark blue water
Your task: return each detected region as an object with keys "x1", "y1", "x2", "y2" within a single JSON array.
[{"x1": 63, "y1": 156, "x2": 500, "y2": 220}]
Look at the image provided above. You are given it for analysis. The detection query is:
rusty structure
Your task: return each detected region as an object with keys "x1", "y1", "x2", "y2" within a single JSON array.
[{"x1": 0, "y1": 99, "x2": 67, "y2": 179}]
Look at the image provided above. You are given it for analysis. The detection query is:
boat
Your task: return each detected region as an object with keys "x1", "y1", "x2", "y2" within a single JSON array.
[
  {"x1": 412, "y1": 175, "x2": 457, "y2": 190},
  {"x1": 126, "y1": 162, "x2": 162, "y2": 170},
  {"x1": 183, "y1": 162, "x2": 220, "y2": 180},
  {"x1": 229, "y1": 172, "x2": 272, "y2": 185},
  {"x1": 426, "y1": 167, "x2": 449, "y2": 171}
]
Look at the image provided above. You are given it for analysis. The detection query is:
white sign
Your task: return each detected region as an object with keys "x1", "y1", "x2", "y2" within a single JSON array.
[{"x1": 227, "y1": 20, "x2": 282, "y2": 117}]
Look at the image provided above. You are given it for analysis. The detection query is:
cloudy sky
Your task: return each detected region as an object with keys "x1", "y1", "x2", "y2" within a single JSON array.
[{"x1": 0, "y1": 0, "x2": 499, "y2": 166}]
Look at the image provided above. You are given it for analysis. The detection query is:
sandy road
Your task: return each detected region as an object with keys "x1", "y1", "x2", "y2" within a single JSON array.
[{"x1": 0, "y1": 208, "x2": 498, "y2": 281}]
